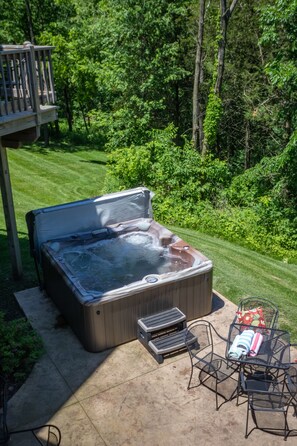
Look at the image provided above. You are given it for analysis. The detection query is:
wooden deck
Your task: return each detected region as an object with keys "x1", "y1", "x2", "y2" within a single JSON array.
[{"x1": 0, "y1": 43, "x2": 57, "y2": 146}]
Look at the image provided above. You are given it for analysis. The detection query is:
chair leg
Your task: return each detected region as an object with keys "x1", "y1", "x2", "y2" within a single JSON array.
[
  {"x1": 245, "y1": 398, "x2": 250, "y2": 438},
  {"x1": 187, "y1": 366, "x2": 194, "y2": 390},
  {"x1": 236, "y1": 373, "x2": 241, "y2": 406},
  {"x1": 284, "y1": 412, "x2": 290, "y2": 441}
]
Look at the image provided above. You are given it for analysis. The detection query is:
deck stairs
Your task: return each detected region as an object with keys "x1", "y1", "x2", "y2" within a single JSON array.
[{"x1": 137, "y1": 307, "x2": 188, "y2": 364}]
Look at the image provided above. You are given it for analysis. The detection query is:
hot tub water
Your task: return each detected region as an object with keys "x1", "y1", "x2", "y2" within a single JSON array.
[{"x1": 50, "y1": 231, "x2": 189, "y2": 294}]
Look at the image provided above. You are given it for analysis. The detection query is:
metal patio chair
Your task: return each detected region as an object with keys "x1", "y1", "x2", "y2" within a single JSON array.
[
  {"x1": 0, "y1": 374, "x2": 61, "y2": 445},
  {"x1": 280, "y1": 344, "x2": 297, "y2": 416},
  {"x1": 185, "y1": 320, "x2": 239, "y2": 411},
  {"x1": 240, "y1": 368, "x2": 297, "y2": 440},
  {"x1": 234, "y1": 297, "x2": 279, "y2": 329}
]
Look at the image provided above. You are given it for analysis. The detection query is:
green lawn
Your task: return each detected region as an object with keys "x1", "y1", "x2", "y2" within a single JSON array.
[{"x1": 1, "y1": 144, "x2": 297, "y2": 341}]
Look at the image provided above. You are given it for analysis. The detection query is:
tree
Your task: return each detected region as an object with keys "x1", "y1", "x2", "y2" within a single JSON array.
[
  {"x1": 192, "y1": 0, "x2": 206, "y2": 151},
  {"x1": 0, "y1": 0, "x2": 27, "y2": 43},
  {"x1": 201, "y1": 0, "x2": 240, "y2": 155},
  {"x1": 215, "y1": 0, "x2": 240, "y2": 96},
  {"x1": 91, "y1": 0, "x2": 193, "y2": 149},
  {"x1": 24, "y1": 0, "x2": 35, "y2": 43},
  {"x1": 218, "y1": 0, "x2": 273, "y2": 169},
  {"x1": 260, "y1": 0, "x2": 297, "y2": 143}
]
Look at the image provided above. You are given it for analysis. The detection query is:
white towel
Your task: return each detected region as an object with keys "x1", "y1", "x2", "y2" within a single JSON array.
[
  {"x1": 227, "y1": 335, "x2": 242, "y2": 360},
  {"x1": 228, "y1": 330, "x2": 254, "y2": 360},
  {"x1": 237, "y1": 329, "x2": 254, "y2": 355}
]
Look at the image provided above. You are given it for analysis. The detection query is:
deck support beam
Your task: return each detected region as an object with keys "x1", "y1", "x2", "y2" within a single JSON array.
[{"x1": 0, "y1": 139, "x2": 23, "y2": 279}]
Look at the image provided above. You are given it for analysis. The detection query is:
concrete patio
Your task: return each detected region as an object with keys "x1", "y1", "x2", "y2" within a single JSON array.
[{"x1": 6, "y1": 287, "x2": 297, "y2": 445}]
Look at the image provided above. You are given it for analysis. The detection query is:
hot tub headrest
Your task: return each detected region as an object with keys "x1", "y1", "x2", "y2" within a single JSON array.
[{"x1": 26, "y1": 187, "x2": 153, "y2": 261}]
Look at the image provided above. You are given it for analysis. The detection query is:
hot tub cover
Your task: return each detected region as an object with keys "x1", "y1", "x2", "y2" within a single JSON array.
[{"x1": 26, "y1": 187, "x2": 153, "y2": 261}]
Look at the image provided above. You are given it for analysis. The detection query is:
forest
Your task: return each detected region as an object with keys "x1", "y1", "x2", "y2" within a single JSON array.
[{"x1": 1, "y1": 0, "x2": 297, "y2": 263}]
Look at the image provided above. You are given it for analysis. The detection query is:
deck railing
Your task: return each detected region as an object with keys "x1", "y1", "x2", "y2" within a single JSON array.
[{"x1": 0, "y1": 42, "x2": 56, "y2": 118}]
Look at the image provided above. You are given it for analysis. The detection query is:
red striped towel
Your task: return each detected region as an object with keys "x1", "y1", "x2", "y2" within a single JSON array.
[{"x1": 249, "y1": 332, "x2": 263, "y2": 357}]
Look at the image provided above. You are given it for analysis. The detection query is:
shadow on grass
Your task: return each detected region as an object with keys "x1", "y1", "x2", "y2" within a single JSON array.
[
  {"x1": 23, "y1": 133, "x2": 105, "y2": 155},
  {"x1": 22, "y1": 138, "x2": 107, "y2": 154},
  {"x1": 79, "y1": 159, "x2": 107, "y2": 165},
  {"x1": 0, "y1": 230, "x2": 38, "y2": 319}
]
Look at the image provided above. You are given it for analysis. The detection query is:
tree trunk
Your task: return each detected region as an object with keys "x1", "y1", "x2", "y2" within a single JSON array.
[
  {"x1": 192, "y1": 0, "x2": 206, "y2": 151},
  {"x1": 24, "y1": 0, "x2": 35, "y2": 44},
  {"x1": 215, "y1": 1, "x2": 227, "y2": 96},
  {"x1": 215, "y1": 0, "x2": 239, "y2": 96},
  {"x1": 43, "y1": 124, "x2": 50, "y2": 147},
  {"x1": 244, "y1": 120, "x2": 250, "y2": 170},
  {"x1": 64, "y1": 85, "x2": 73, "y2": 132},
  {"x1": 201, "y1": 0, "x2": 240, "y2": 157},
  {"x1": 54, "y1": 120, "x2": 60, "y2": 138},
  {"x1": 174, "y1": 82, "x2": 180, "y2": 130},
  {"x1": 79, "y1": 103, "x2": 89, "y2": 133}
]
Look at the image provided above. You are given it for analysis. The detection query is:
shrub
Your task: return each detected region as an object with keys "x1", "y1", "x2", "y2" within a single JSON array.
[
  {"x1": 104, "y1": 124, "x2": 230, "y2": 208},
  {"x1": 107, "y1": 145, "x2": 152, "y2": 188},
  {"x1": 0, "y1": 312, "x2": 44, "y2": 383}
]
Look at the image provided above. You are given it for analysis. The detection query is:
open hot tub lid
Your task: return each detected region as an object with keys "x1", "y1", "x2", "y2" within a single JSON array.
[{"x1": 26, "y1": 187, "x2": 153, "y2": 261}]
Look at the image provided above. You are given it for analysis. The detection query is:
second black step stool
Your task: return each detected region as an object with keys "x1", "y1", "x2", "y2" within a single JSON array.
[{"x1": 137, "y1": 307, "x2": 187, "y2": 364}]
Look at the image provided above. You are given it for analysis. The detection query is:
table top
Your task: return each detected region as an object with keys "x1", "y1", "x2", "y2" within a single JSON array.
[{"x1": 226, "y1": 323, "x2": 291, "y2": 369}]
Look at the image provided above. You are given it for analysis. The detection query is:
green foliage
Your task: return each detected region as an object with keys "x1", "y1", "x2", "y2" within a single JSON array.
[
  {"x1": 105, "y1": 123, "x2": 230, "y2": 212},
  {"x1": 161, "y1": 202, "x2": 297, "y2": 263},
  {"x1": 225, "y1": 130, "x2": 297, "y2": 209},
  {"x1": 0, "y1": 0, "x2": 26, "y2": 43},
  {"x1": 107, "y1": 145, "x2": 152, "y2": 188},
  {"x1": 88, "y1": 0, "x2": 193, "y2": 148},
  {"x1": 259, "y1": 0, "x2": 297, "y2": 144},
  {"x1": 203, "y1": 92, "x2": 223, "y2": 150},
  {"x1": 219, "y1": 131, "x2": 297, "y2": 260},
  {"x1": 105, "y1": 123, "x2": 297, "y2": 263},
  {"x1": 2, "y1": 0, "x2": 297, "y2": 286},
  {"x1": 0, "y1": 312, "x2": 44, "y2": 382}
]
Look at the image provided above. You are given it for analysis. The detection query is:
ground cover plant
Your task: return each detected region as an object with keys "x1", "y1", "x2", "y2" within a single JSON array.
[{"x1": 0, "y1": 311, "x2": 44, "y2": 383}]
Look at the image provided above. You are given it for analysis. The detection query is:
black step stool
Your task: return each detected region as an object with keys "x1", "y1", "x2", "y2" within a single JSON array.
[{"x1": 137, "y1": 307, "x2": 187, "y2": 364}]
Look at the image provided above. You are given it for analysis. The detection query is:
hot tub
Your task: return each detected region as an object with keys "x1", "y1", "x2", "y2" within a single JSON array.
[{"x1": 27, "y1": 188, "x2": 213, "y2": 352}]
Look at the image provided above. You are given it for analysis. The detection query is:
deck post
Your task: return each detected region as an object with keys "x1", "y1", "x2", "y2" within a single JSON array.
[{"x1": 0, "y1": 139, "x2": 23, "y2": 279}]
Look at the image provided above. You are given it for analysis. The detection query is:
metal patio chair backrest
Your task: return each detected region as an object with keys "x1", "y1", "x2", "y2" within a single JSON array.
[{"x1": 236, "y1": 297, "x2": 279, "y2": 329}]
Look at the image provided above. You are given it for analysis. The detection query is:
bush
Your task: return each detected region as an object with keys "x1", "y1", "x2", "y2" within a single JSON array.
[
  {"x1": 0, "y1": 312, "x2": 44, "y2": 383},
  {"x1": 104, "y1": 124, "x2": 230, "y2": 207},
  {"x1": 107, "y1": 145, "x2": 152, "y2": 188}
]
